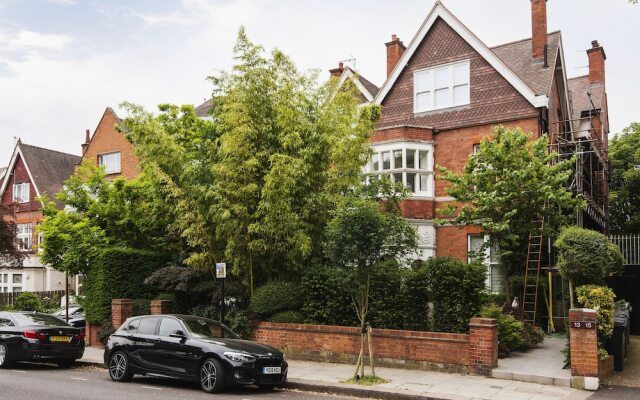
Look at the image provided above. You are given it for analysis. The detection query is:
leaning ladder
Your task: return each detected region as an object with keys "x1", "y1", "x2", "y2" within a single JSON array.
[{"x1": 521, "y1": 216, "x2": 545, "y2": 325}]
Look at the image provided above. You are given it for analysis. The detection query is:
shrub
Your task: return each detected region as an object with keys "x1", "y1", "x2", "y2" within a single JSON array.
[
  {"x1": 401, "y1": 263, "x2": 430, "y2": 331},
  {"x1": 225, "y1": 309, "x2": 251, "y2": 339},
  {"x1": 41, "y1": 292, "x2": 62, "y2": 314},
  {"x1": 269, "y1": 311, "x2": 305, "y2": 324},
  {"x1": 576, "y1": 284, "x2": 615, "y2": 360},
  {"x1": 84, "y1": 246, "x2": 164, "y2": 324},
  {"x1": 133, "y1": 299, "x2": 151, "y2": 316},
  {"x1": 479, "y1": 305, "x2": 524, "y2": 354},
  {"x1": 425, "y1": 257, "x2": 486, "y2": 333},
  {"x1": 13, "y1": 292, "x2": 42, "y2": 312},
  {"x1": 367, "y1": 260, "x2": 406, "y2": 329},
  {"x1": 301, "y1": 267, "x2": 358, "y2": 326},
  {"x1": 250, "y1": 280, "x2": 302, "y2": 317},
  {"x1": 190, "y1": 304, "x2": 218, "y2": 320}
]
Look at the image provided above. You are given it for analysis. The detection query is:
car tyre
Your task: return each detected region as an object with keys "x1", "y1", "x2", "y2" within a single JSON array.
[
  {"x1": 200, "y1": 358, "x2": 225, "y2": 393},
  {"x1": 108, "y1": 351, "x2": 133, "y2": 382},
  {"x1": 55, "y1": 359, "x2": 75, "y2": 369},
  {"x1": 0, "y1": 343, "x2": 13, "y2": 369}
]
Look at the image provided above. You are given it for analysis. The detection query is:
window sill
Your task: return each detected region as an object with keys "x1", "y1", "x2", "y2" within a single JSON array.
[{"x1": 414, "y1": 103, "x2": 471, "y2": 117}]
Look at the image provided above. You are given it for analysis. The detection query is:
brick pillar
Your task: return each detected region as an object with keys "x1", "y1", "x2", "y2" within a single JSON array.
[
  {"x1": 150, "y1": 299, "x2": 173, "y2": 315},
  {"x1": 569, "y1": 308, "x2": 600, "y2": 391},
  {"x1": 86, "y1": 322, "x2": 103, "y2": 348},
  {"x1": 111, "y1": 298, "x2": 134, "y2": 330},
  {"x1": 468, "y1": 317, "x2": 498, "y2": 375}
]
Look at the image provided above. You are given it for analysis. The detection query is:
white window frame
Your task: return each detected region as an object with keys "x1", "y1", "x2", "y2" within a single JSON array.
[
  {"x1": 468, "y1": 234, "x2": 501, "y2": 293},
  {"x1": 16, "y1": 223, "x2": 32, "y2": 252},
  {"x1": 12, "y1": 182, "x2": 30, "y2": 203},
  {"x1": 366, "y1": 142, "x2": 435, "y2": 198},
  {"x1": 414, "y1": 60, "x2": 470, "y2": 114},
  {"x1": 98, "y1": 152, "x2": 121, "y2": 174}
]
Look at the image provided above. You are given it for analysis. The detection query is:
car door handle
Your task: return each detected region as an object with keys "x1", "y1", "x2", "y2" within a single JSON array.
[{"x1": 153, "y1": 338, "x2": 161, "y2": 343}]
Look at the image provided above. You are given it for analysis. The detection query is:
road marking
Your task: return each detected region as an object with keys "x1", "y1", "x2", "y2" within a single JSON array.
[
  {"x1": 10, "y1": 370, "x2": 26, "y2": 374},
  {"x1": 70, "y1": 377, "x2": 88, "y2": 381},
  {"x1": 142, "y1": 386, "x2": 163, "y2": 390}
]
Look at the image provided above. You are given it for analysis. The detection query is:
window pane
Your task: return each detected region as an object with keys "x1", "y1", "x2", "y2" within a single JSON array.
[
  {"x1": 371, "y1": 154, "x2": 379, "y2": 171},
  {"x1": 473, "y1": 144, "x2": 481, "y2": 155},
  {"x1": 159, "y1": 318, "x2": 183, "y2": 337},
  {"x1": 434, "y1": 88, "x2": 450, "y2": 108},
  {"x1": 393, "y1": 150, "x2": 403, "y2": 169},
  {"x1": 99, "y1": 152, "x2": 121, "y2": 174},
  {"x1": 435, "y1": 68, "x2": 449, "y2": 89},
  {"x1": 126, "y1": 319, "x2": 140, "y2": 333},
  {"x1": 420, "y1": 174, "x2": 429, "y2": 192},
  {"x1": 415, "y1": 92, "x2": 431, "y2": 112},
  {"x1": 393, "y1": 173, "x2": 403, "y2": 184},
  {"x1": 406, "y1": 172, "x2": 416, "y2": 192},
  {"x1": 454, "y1": 63, "x2": 469, "y2": 85},
  {"x1": 453, "y1": 84, "x2": 470, "y2": 106},
  {"x1": 415, "y1": 71, "x2": 431, "y2": 92},
  {"x1": 418, "y1": 150, "x2": 429, "y2": 170},
  {"x1": 138, "y1": 317, "x2": 160, "y2": 335},
  {"x1": 12, "y1": 274, "x2": 22, "y2": 284},
  {"x1": 469, "y1": 235, "x2": 485, "y2": 253},
  {"x1": 406, "y1": 150, "x2": 416, "y2": 169},
  {"x1": 382, "y1": 152, "x2": 391, "y2": 170}
]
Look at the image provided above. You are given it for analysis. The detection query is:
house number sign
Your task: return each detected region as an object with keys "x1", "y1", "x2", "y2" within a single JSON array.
[{"x1": 572, "y1": 321, "x2": 595, "y2": 329}]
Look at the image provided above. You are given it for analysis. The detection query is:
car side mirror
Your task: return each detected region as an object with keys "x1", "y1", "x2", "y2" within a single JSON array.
[{"x1": 170, "y1": 330, "x2": 186, "y2": 339}]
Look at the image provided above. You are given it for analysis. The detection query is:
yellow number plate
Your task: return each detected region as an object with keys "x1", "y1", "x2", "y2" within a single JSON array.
[{"x1": 50, "y1": 336, "x2": 71, "y2": 343}]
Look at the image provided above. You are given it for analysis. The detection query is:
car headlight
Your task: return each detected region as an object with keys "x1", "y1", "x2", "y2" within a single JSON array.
[{"x1": 223, "y1": 352, "x2": 256, "y2": 363}]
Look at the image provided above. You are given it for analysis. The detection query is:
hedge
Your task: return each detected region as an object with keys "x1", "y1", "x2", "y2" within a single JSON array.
[{"x1": 84, "y1": 246, "x2": 164, "y2": 324}]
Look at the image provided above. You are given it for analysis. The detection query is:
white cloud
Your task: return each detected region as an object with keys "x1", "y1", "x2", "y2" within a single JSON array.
[
  {"x1": 46, "y1": 0, "x2": 78, "y2": 5},
  {"x1": 3, "y1": 30, "x2": 71, "y2": 51}
]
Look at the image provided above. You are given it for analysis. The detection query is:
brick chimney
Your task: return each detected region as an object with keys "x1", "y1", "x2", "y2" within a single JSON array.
[
  {"x1": 385, "y1": 34, "x2": 405, "y2": 77},
  {"x1": 81, "y1": 129, "x2": 90, "y2": 155},
  {"x1": 531, "y1": 0, "x2": 548, "y2": 63},
  {"x1": 587, "y1": 40, "x2": 606, "y2": 85},
  {"x1": 329, "y1": 62, "x2": 345, "y2": 78}
]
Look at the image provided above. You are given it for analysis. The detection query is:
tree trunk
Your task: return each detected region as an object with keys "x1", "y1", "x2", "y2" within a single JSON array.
[
  {"x1": 568, "y1": 277, "x2": 575, "y2": 309},
  {"x1": 367, "y1": 324, "x2": 375, "y2": 377}
]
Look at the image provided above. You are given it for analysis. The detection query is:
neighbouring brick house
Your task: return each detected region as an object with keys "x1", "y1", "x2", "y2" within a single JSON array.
[
  {"x1": 330, "y1": 0, "x2": 610, "y2": 292},
  {"x1": 0, "y1": 141, "x2": 81, "y2": 293},
  {"x1": 80, "y1": 107, "x2": 140, "y2": 180}
]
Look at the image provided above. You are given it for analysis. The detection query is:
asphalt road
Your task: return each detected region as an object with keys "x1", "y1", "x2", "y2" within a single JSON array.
[
  {"x1": 0, "y1": 362, "x2": 354, "y2": 400},
  {"x1": 590, "y1": 386, "x2": 640, "y2": 400}
]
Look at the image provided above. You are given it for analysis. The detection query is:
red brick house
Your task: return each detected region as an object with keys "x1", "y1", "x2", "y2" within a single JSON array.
[
  {"x1": 332, "y1": 0, "x2": 609, "y2": 292},
  {"x1": 80, "y1": 107, "x2": 140, "y2": 180},
  {"x1": 0, "y1": 141, "x2": 81, "y2": 293}
]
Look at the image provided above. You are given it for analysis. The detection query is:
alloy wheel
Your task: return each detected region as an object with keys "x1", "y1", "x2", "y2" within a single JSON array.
[
  {"x1": 200, "y1": 360, "x2": 217, "y2": 391},
  {"x1": 0, "y1": 344, "x2": 6, "y2": 366},
  {"x1": 109, "y1": 353, "x2": 127, "y2": 380}
]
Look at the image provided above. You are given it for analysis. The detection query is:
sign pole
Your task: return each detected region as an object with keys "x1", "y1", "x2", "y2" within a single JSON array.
[{"x1": 216, "y1": 263, "x2": 227, "y2": 325}]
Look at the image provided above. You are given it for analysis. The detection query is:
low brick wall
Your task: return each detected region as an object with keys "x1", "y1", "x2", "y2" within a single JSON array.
[{"x1": 253, "y1": 318, "x2": 497, "y2": 375}]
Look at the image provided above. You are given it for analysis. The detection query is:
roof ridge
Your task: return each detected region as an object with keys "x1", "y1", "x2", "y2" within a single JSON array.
[
  {"x1": 567, "y1": 74, "x2": 589, "y2": 81},
  {"x1": 490, "y1": 30, "x2": 561, "y2": 50},
  {"x1": 19, "y1": 142, "x2": 81, "y2": 159}
]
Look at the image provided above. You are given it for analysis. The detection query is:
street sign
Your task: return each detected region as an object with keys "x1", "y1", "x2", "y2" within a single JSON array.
[{"x1": 215, "y1": 263, "x2": 227, "y2": 279}]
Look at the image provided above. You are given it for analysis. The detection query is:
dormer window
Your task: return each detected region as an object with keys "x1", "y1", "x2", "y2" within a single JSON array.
[
  {"x1": 12, "y1": 182, "x2": 29, "y2": 203},
  {"x1": 414, "y1": 60, "x2": 470, "y2": 113},
  {"x1": 98, "y1": 152, "x2": 121, "y2": 174}
]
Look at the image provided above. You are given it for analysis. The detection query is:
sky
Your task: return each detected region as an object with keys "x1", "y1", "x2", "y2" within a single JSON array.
[{"x1": 0, "y1": 0, "x2": 638, "y2": 167}]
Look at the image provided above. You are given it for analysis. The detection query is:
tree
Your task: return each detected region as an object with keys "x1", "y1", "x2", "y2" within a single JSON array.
[
  {"x1": 609, "y1": 122, "x2": 640, "y2": 233},
  {"x1": 555, "y1": 226, "x2": 623, "y2": 308},
  {"x1": 0, "y1": 205, "x2": 24, "y2": 267},
  {"x1": 325, "y1": 192, "x2": 417, "y2": 378},
  {"x1": 123, "y1": 27, "x2": 379, "y2": 294},
  {"x1": 437, "y1": 126, "x2": 585, "y2": 304}
]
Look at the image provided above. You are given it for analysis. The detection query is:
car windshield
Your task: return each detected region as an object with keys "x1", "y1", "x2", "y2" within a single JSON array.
[
  {"x1": 13, "y1": 313, "x2": 69, "y2": 327},
  {"x1": 182, "y1": 317, "x2": 238, "y2": 339}
]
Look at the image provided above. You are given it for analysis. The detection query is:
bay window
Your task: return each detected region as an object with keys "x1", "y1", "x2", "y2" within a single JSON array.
[{"x1": 367, "y1": 143, "x2": 434, "y2": 197}]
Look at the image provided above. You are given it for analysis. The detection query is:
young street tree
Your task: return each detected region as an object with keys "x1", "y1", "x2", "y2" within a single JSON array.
[
  {"x1": 438, "y1": 126, "x2": 585, "y2": 304},
  {"x1": 609, "y1": 122, "x2": 640, "y2": 233},
  {"x1": 325, "y1": 186, "x2": 417, "y2": 379},
  {"x1": 124, "y1": 27, "x2": 379, "y2": 294}
]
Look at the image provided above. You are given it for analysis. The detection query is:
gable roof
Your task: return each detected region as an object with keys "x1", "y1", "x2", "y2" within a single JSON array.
[
  {"x1": 374, "y1": 0, "x2": 548, "y2": 109},
  {"x1": 337, "y1": 66, "x2": 379, "y2": 102},
  {"x1": 0, "y1": 141, "x2": 81, "y2": 208},
  {"x1": 195, "y1": 99, "x2": 213, "y2": 118},
  {"x1": 567, "y1": 75, "x2": 606, "y2": 121}
]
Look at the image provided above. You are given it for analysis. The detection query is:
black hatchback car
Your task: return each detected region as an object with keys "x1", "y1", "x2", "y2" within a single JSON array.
[
  {"x1": 0, "y1": 311, "x2": 85, "y2": 368},
  {"x1": 104, "y1": 314, "x2": 288, "y2": 393}
]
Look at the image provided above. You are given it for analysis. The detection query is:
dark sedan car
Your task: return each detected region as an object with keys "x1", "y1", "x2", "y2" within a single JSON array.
[
  {"x1": 0, "y1": 311, "x2": 85, "y2": 368},
  {"x1": 104, "y1": 314, "x2": 288, "y2": 393}
]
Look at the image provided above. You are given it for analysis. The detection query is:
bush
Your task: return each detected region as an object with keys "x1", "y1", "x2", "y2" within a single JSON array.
[
  {"x1": 401, "y1": 263, "x2": 430, "y2": 331},
  {"x1": 576, "y1": 284, "x2": 615, "y2": 360},
  {"x1": 301, "y1": 267, "x2": 358, "y2": 326},
  {"x1": 84, "y1": 246, "x2": 164, "y2": 324},
  {"x1": 479, "y1": 305, "x2": 524, "y2": 355},
  {"x1": 269, "y1": 311, "x2": 305, "y2": 323},
  {"x1": 133, "y1": 299, "x2": 151, "y2": 316},
  {"x1": 425, "y1": 257, "x2": 486, "y2": 333},
  {"x1": 13, "y1": 292, "x2": 43, "y2": 312},
  {"x1": 250, "y1": 281, "x2": 302, "y2": 318},
  {"x1": 367, "y1": 260, "x2": 407, "y2": 329},
  {"x1": 226, "y1": 309, "x2": 252, "y2": 339},
  {"x1": 41, "y1": 292, "x2": 62, "y2": 313}
]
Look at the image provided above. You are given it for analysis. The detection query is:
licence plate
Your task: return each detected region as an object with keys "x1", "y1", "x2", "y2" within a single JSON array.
[
  {"x1": 262, "y1": 367, "x2": 281, "y2": 374},
  {"x1": 50, "y1": 336, "x2": 71, "y2": 343}
]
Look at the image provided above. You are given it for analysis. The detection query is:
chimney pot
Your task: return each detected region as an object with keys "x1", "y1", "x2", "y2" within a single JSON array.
[
  {"x1": 385, "y1": 35, "x2": 405, "y2": 77},
  {"x1": 391, "y1": 34, "x2": 397, "y2": 41},
  {"x1": 591, "y1": 40, "x2": 599, "y2": 48},
  {"x1": 85, "y1": 129, "x2": 90, "y2": 144}
]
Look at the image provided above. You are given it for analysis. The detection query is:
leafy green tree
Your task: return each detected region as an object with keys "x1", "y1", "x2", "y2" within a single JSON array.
[
  {"x1": 437, "y1": 126, "x2": 585, "y2": 304},
  {"x1": 325, "y1": 194, "x2": 417, "y2": 378},
  {"x1": 609, "y1": 122, "x2": 640, "y2": 233},
  {"x1": 555, "y1": 226, "x2": 623, "y2": 308},
  {"x1": 0, "y1": 205, "x2": 24, "y2": 267},
  {"x1": 123, "y1": 28, "x2": 379, "y2": 294}
]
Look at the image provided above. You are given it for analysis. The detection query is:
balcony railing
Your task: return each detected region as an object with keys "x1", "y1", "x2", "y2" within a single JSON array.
[{"x1": 609, "y1": 234, "x2": 640, "y2": 266}]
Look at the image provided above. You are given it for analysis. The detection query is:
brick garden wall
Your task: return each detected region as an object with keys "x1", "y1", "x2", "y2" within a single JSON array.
[{"x1": 253, "y1": 317, "x2": 497, "y2": 375}]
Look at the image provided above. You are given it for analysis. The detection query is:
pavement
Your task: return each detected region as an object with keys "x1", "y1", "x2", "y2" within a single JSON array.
[
  {"x1": 603, "y1": 336, "x2": 640, "y2": 387},
  {"x1": 80, "y1": 346, "x2": 592, "y2": 400}
]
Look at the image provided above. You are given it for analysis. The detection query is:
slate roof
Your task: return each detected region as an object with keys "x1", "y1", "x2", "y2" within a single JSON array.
[
  {"x1": 18, "y1": 142, "x2": 81, "y2": 208},
  {"x1": 195, "y1": 99, "x2": 213, "y2": 118},
  {"x1": 567, "y1": 75, "x2": 606, "y2": 121},
  {"x1": 491, "y1": 31, "x2": 561, "y2": 97},
  {"x1": 356, "y1": 73, "x2": 380, "y2": 98}
]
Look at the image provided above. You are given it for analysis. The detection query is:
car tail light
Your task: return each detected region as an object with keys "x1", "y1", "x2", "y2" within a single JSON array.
[
  {"x1": 73, "y1": 331, "x2": 85, "y2": 341},
  {"x1": 23, "y1": 330, "x2": 46, "y2": 340}
]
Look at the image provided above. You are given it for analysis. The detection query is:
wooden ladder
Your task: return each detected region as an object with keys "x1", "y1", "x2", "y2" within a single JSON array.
[{"x1": 521, "y1": 216, "x2": 545, "y2": 325}]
